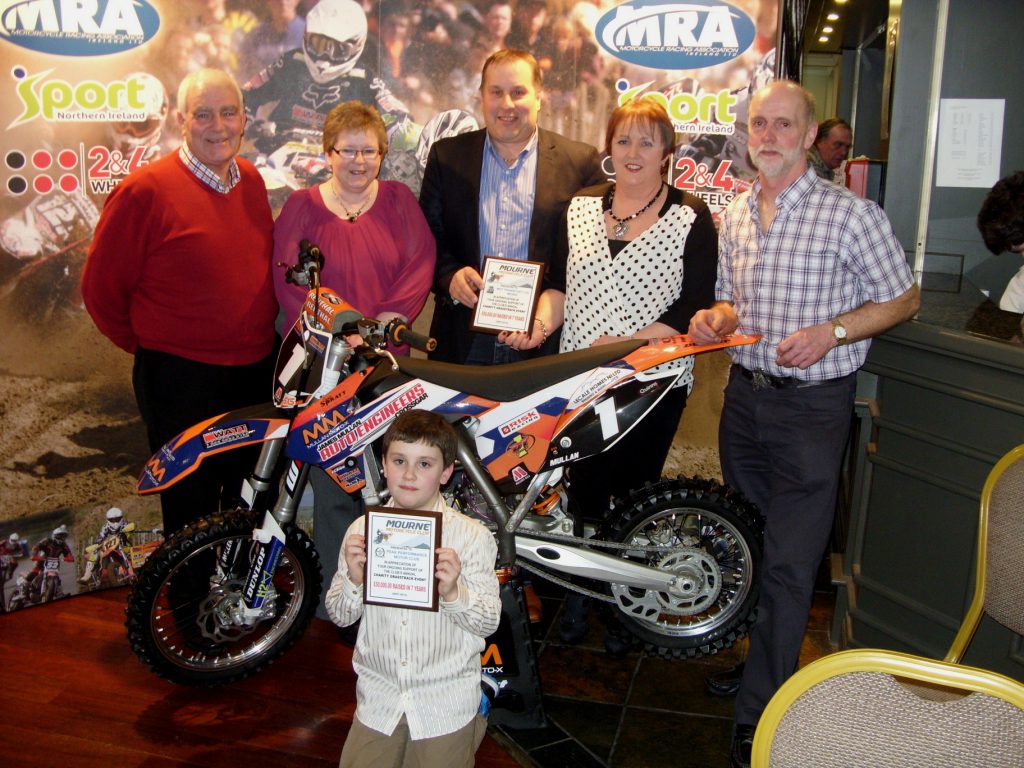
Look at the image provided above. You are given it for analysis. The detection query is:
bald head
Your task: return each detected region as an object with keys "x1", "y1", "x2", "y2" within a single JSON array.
[
  {"x1": 751, "y1": 80, "x2": 816, "y2": 127},
  {"x1": 747, "y1": 81, "x2": 818, "y2": 185}
]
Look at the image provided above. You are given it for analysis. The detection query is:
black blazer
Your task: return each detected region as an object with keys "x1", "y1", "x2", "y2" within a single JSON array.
[{"x1": 419, "y1": 127, "x2": 603, "y2": 363}]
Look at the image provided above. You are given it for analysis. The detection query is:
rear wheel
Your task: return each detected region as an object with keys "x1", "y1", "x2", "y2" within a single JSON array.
[
  {"x1": 602, "y1": 476, "x2": 763, "y2": 658},
  {"x1": 125, "y1": 508, "x2": 321, "y2": 685}
]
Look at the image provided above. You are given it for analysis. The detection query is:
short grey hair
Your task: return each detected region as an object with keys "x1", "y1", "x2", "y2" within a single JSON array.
[{"x1": 176, "y1": 68, "x2": 244, "y2": 116}]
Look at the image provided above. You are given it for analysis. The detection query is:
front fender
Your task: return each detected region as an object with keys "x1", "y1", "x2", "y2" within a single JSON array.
[{"x1": 137, "y1": 403, "x2": 290, "y2": 495}]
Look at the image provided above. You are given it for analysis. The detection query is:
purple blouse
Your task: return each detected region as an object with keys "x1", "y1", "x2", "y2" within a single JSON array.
[{"x1": 273, "y1": 181, "x2": 436, "y2": 339}]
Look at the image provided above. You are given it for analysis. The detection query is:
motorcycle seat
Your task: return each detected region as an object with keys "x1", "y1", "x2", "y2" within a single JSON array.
[{"x1": 394, "y1": 339, "x2": 646, "y2": 401}]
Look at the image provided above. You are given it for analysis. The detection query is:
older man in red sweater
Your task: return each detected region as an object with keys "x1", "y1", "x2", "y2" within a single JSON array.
[{"x1": 82, "y1": 68, "x2": 278, "y2": 535}]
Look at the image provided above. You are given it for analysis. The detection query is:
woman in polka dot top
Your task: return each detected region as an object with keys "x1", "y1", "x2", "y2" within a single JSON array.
[{"x1": 504, "y1": 97, "x2": 718, "y2": 519}]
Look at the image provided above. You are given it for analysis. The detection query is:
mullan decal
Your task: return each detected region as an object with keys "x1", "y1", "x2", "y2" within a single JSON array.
[{"x1": 548, "y1": 451, "x2": 580, "y2": 468}]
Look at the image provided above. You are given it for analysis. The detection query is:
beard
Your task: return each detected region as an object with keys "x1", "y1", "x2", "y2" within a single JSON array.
[{"x1": 750, "y1": 143, "x2": 803, "y2": 180}]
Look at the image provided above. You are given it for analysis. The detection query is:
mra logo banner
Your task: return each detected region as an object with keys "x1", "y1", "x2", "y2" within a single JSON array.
[
  {"x1": 0, "y1": 0, "x2": 160, "y2": 56},
  {"x1": 595, "y1": 1, "x2": 755, "y2": 70}
]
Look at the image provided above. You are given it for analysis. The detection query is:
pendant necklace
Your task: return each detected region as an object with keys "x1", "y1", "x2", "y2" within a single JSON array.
[
  {"x1": 331, "y1": 180, "x2": 372, "y2": 222},
  {"x1": 605, "y1": 181, "x2": 665, "y2": 239}
]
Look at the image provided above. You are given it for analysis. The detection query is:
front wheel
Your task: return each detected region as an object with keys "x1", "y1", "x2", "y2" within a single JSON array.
[
  {"x1": 125, "y1": 508, "x2": 321, "y2": 685},
  {"x1": 42, "y1": 576, "x2": 57, "y2": 603},
  {"x1": 602, "y1": 476, "x2": 763, "y2": 658}
]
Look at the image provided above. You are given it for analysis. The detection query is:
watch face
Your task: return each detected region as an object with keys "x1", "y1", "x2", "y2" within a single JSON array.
[{"x1": 833, "y1": 322, "x2": 847, "y2": 340}]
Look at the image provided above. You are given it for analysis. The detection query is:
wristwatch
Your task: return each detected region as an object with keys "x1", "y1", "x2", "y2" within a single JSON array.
[{"x1": 831, "y1": 319, "x2": 849, "y2": 346}]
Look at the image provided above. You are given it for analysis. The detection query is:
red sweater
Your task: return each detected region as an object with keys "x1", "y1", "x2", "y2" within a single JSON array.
[{"x1": 82, "y1": 152, "x2": 277, "y2": 365}]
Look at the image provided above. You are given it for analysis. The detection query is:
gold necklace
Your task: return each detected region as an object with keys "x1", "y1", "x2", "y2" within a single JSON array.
[
  {"x1": 605, "y1": 181, "x2": 665, "y2": 238},
  {"x1": 331, "y1": 180, "x2": 373, "y2": 222}
]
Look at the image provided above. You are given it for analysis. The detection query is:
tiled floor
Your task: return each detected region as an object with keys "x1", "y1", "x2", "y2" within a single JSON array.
[{"x1": 490, "y1": 579, "x2": 837, "y2": 768}]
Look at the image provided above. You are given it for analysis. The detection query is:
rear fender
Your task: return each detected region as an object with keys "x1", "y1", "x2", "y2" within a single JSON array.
[
  {"x1": 547, "y1": 333, "x2": 760, "y2": 462},
  {"x1": 137, "y1": 403, "x2": 290, "y2": 495}
]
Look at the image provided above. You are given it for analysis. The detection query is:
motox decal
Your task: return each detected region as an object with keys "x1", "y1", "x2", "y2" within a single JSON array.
[{"x1": 510, "y1": 465, "x2": 529, "y2": 484}]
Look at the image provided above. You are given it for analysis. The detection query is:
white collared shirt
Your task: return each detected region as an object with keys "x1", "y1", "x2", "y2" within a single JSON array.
[{"x1": 325, "y1": 495, "x2": 500, "y2": 739}]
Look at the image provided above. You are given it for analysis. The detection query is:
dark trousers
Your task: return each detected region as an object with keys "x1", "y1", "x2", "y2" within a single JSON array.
[
  {"x1": 720, "y1": 366, "x2": 856, "y2": 727},
  {"x1": 309, "y1": 468, "x2": 362, "y2": 619},
  {"x1": 464, "y1": 332, "x2": 525, "y2": 365},
  {"x1": 568, "y1": 385, "x2": 688, "y2": 519},
  {"x1": 132, "y1": 346, "x2": 276, "y2": 534},
  {"x1": 560, "y1": 385, "x2": 688, "y2": 633}
]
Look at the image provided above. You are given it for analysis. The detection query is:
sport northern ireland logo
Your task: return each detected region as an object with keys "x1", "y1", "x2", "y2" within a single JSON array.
[
  {"x1": 595, "y1": 1, "x2": 755, "y2": 70},
  {"x1": 0, "y1": 0, "x2": 160, "y2": 56}
]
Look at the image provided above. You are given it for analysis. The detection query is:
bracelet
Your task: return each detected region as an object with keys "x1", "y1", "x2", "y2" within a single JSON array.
[{"x1": 533, "y1": 317, "x2": 549, "y2": 344}]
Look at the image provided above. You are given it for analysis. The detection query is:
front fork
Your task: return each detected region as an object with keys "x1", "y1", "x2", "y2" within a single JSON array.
[{"x1": 230, "y1": 437, "x2": 312, "y2": 620}]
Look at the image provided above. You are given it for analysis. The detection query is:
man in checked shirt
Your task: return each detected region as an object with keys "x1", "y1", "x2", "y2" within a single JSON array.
[{"x1": 688, "y1": 80, "x2": 920, "y2": 768}]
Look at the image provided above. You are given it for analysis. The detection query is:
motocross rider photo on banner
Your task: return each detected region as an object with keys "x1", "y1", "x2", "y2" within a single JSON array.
[{"x1": 0, "y1": 0, "x2": 777, "y2": 614}]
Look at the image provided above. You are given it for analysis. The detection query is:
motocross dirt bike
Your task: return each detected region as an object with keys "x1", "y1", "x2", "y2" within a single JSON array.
[
  {"x1": 82, "y1": 524, "x2": 136, "y2": 588},
  {"x1": 12, "y1": 556, "x2": 66, "y2": 607},
  {"x1": 39, "y1": 556, "x2": 66, "y2": 602},
  {"x1": 126, "y1": 242, "x2": 764, "y2": 685},
  {"x1": 0, "y1": 554, "x2": 19, "y2": 612},
  {"x1": 6, "y1": 571, "x2": 37, "y2": 611}
]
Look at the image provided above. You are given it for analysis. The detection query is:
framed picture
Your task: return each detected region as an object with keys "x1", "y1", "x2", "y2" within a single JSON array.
[
  {"x1": 363, "y1": 506, "x2": 442, "y2": 611},
  {"x1": 471, "y1": 256, "x2": 545, "y2": 335}
]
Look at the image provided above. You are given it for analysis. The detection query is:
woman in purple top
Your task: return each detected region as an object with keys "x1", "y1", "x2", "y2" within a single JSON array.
[
  {"x1": 272, "y1": 100, "x2": 436, "y2": 621},
  {"x1": 273, "y1": 100, "x2": 435, "y2": 333}
]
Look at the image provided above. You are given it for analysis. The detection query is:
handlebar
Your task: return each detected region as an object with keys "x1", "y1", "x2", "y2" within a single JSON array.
[
  {"x1": 282, "y1": 240, "x2": 323, "y2": 287},
  {"x1": 389, "y1": 322, "x2": 437, "y2": 353},
  {"x1": 281, "y1": 241, "x2": 438, "y2": 354}
]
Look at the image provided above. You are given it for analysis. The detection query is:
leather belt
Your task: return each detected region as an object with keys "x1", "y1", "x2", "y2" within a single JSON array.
[{"x1": 735, "y1": 366, "x2": 845, "y2": 391}]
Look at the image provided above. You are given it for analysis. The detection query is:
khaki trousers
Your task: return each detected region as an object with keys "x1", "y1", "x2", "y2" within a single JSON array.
[{"x1": 339, "y1": 714, "x2": 487, "y2": 768}]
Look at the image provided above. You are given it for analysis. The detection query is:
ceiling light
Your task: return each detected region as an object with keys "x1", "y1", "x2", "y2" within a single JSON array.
[
  {"x1": 823, "y1": 25, "x2": 834, "y2": 33},
  {"x1": 819, "y1": 35, "x2": 830, "y2": 42},
  {"x1": 827, "y1": 13, "x2": 839, "y2": 20}
]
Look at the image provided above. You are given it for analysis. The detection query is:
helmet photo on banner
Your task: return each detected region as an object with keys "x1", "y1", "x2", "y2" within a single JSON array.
[
  {"x1": 302, "y1": 0, "x2": 368, "y2": 84},
  {"x1": 106, "y1": 72, "x2": 170, "y2": 159}
]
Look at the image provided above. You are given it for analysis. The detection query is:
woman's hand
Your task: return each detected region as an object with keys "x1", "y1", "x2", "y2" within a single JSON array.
[{"x1": 498, "y1": 321, "x2": 546, "y2": 350}]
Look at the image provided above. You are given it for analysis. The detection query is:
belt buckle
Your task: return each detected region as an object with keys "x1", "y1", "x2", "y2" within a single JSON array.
[{"x1": 751, "y1": 370, "x2": 773, "y2": 391}]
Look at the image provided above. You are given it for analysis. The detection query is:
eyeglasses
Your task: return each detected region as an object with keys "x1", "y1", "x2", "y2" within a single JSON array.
[{"x1": 331, "y1": 147, "x2": 381, "y2": 160}]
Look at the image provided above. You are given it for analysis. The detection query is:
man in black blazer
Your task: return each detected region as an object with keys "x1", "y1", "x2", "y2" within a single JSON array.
[{"x1": 420, "y1": 49, "x2": 603, "y2": 364}]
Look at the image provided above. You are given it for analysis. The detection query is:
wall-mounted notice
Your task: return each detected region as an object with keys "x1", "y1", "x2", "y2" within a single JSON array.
[{"x1": 936, "y1": 99, "x2": 1004, "y2": 188}]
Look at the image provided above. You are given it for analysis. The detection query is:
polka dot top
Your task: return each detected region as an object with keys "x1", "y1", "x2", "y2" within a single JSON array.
[{"x1": 559, "y1": 183, "x2": 718, "y2": 391}]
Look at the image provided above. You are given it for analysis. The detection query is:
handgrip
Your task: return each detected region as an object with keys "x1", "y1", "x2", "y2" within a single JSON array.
[{"x1": 390, "y1": 323, "x2": 437, "y2": 352}]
